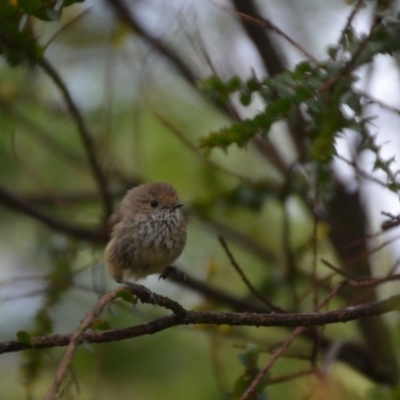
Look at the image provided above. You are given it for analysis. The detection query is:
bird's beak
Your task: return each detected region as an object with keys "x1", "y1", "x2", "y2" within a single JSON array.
[{"x1": 168, "y1": 202, "x2": 183, "y2": 210}]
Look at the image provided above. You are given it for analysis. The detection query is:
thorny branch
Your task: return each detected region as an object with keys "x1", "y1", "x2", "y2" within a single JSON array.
[{"x1": 332, "y1": 0, "x2": 365, "y2": 61}]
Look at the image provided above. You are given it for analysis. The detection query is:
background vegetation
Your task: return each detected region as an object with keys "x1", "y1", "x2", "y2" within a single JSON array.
[{"x1": 1, "y1": 0, "x2": 400, "y2": 399}]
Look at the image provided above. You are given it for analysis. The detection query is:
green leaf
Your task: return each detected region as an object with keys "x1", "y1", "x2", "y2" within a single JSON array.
[
  {"x1": 230, "y1": 345, "x2": 269, "y2": 400},
  {"x1": 17, "y1": 0, "x2": 41, "y2": 14},
  {"x1": 341, "y1": 90, "x2": 362, "y2": 114},
  {"x1": 16, "y1": 330, "x2": 34, "y2": 346},
  {"x1": 115, "y1": 289, "x2": 135, "y2": 303},
  {"x1": 293, "y1": 60, "x2": 314, "y2": 76},
  {"x1": 91, "y1": 319, "x2": 111, "y2": 331},
  {"x1": 200, "y1": 92, "x2": 293, "y2": 150},
  {"x1": 348, "y1": 19, "x2": 400, "y2": 67},
  {"x1": 293, "y1": 85, "x2": 312, "y2": 103},
  {"x1": 237, "y1": 344, "x2": 260, "y2": 368},
  {"x1": 0, "y1": 6, "x2": 42, "y2": 66},
  {"x1": 265, "y1": 97, "x2": 292, "y2": 115},
  {"x1": 246, "y1": 77, "x2": 260, "y2": 91},
  {"x1": 367, "y1": 385, "x2": 400, "y2": 400},
  {"x1": 226, "y1": 75, "x2": 242, "y2": 91},
  {"x1": 239, "y1": 91, "x2": 252, "y2": 106},
  {"x1": 199, "y1": 117, "x2": 266, "y2": 150},
  {"x1": 327, "y1": 46, "x2": 338, "y2": 58}
]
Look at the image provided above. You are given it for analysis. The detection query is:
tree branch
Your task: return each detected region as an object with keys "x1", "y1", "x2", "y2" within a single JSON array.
[
  {"x1": 2, "y1": 292, "x2": 400, "y2": 355},
  {"x1": 44, "y1": 288, "x2": 121, "y2": 400},
  {"x1": 104, "y1": 0, "x2": 198, "y2": 86},
  {"x1": 38, "y1": 57, "x2": 113, "y2": 222},
  {"x1": 218, "y1": 236, "x2": 285, "y2": 312},
  {"x1": 230, "y1": 0, "x2": 308, "y2": 161},
  {"x1": 0, "y1": 186, "x2": 106, "y2": 243}
]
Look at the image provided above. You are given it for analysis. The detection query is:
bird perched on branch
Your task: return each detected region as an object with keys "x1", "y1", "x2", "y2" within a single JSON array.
[{"x1": 105, "y1": 182, "x2": 187, "y2": 285}]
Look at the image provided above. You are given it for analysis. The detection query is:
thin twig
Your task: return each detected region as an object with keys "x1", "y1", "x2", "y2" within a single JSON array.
[
  {"x1": 23, "y1": 187, "x2": 126, "y2": 207},
  {"x1": 321, "y1": 259, "x2": 355, "y2": 279},
  {"x1": 104, "y1": 0, "x2": 198, "y2": 86},
  {"x1": 335, "y1": 154, "x2": 389, "y2": 189},
  {"x1": 241, "y1": 262, "x2": 400, "y2": 396},
  {"x1": 358, "y1": 90, "x2": 400, "y2": 115},
  {"x1": 332, "y1": 0, "x2": 365, "y2": 61},
  {"x1": 203, "y1": 219, "x2": 277, "y2": 265},
  {"x1": 239, "y1": 274, "x2": 369, "y2": 399},
  {"x1": 381, "y1": 211, "x2": 400, "y2": 231},
  {"x1": 347, "y1": 274, "x2": 400, "y2": 288},
  {"x1": 240, "y1": 326, "x2": 306, "y2": 400},
  {"x1": 0, "y1": 98, "x2": 85, "y2": 166},
  {"x1": 269, "y1": 368, "x2": 316, "y2": 385},
  {"x1": 38, "y1": 57, "x2": 112, "y2": 222},
  {"x1": 44, "y1": 288, "x2": 121, "y2": 400},
  {"x1": 218, "y1": 4, "x2": 318, "y2": 63},
  {"x1": 44, "y1": 8, "x2": 91, "y2": 49},
  {"x1": 345, "y1": 232, "x2": 400, "y2": 268},
  {"x1": 311, "y1": 184, "x2": 320, "y2": 307},
  {"x1": 166, "y1": 266, "x2": 277, "y2": 313},
  {"x1": 0, "y1": 185, "x2": 106, "y2": 243},
  {"x1": 218, "y1": 236, "x2": 285, "y2": 313},
  {"x1": 316, "y1": 17, "x2": 381, "y2": 95},
  {"x1": 44, "y1": 284, "x2": 187, "y2": 400}
]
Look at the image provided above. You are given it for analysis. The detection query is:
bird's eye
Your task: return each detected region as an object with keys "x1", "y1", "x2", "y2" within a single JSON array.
[{"x1": 150, "y1": 200, "x2": 159, "y2": 208}]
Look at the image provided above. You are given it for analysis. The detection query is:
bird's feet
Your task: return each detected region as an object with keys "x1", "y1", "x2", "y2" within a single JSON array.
[
  {"x1": 159, "y1": 265, "x2": 186, "y2": 281},
  {"x1": 116, "y1": 279, "x2": 157, "y2": 304}
]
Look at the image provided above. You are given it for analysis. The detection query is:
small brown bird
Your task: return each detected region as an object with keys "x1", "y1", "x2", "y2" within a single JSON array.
[{"x1": 105, "y1": 182, "x2": 187, "y2": 284}]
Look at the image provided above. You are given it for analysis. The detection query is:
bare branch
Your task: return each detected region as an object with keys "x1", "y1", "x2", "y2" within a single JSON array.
[
  {"x1": 2, "y1": 292, "x2": 400, "y2": 356},
  {"x1": 0, "y1": 98, "x2": 86, "y2": 167},
  {"x1": 44, "y1": 288, "x2": 121, "y2": 400},
  {"x1": 104, "y1": 0, "x2": 198, "y2": 86},
  {"x1": 218, "y1": 236, "x2": 285, "y2": 312},
  {"x1": 0, "y1": 185, "x2": 106, "y2": 243},
  {"x1": 38, "y1": 57, "x2": 112, "y2": 222},
  {"x1": 240, "y1": 326, "x2": 306, "y2": 400},
  {"x1": 227, "y1": 2, "x2": 318, "y2": 63}
]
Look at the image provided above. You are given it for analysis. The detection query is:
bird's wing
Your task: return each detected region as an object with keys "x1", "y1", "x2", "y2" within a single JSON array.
[{"x1": 107, "y1": 207, "x2": 122, "y2": 237}]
